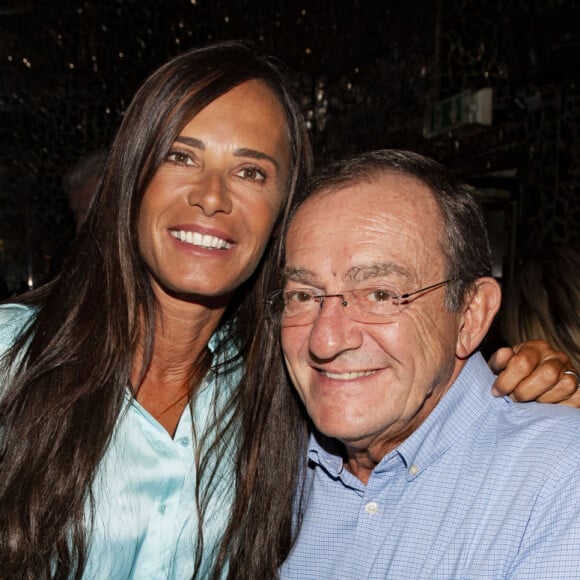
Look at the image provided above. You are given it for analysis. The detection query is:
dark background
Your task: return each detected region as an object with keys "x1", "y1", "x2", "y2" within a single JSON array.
[{"x1": 1, "y1": 0, "x2": 579, "y2": 297}]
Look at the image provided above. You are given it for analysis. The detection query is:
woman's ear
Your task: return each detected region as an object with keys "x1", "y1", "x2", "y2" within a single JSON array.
[{"x1": 456, "y1": 277, "x2": 502, "y2": 359}]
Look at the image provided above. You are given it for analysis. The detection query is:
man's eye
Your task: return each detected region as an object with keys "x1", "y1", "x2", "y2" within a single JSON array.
[
  {"x1": 166, "y1": 150, "x2": 195, "y2": 166},
  {"x1": 285, "y1": 291, "x2": 314, "y2": 304},
  {"x1": 366, "y1": 288, "x2": 395, "y2": 303},
  {"x1": 235, "y1": 166, "x2": 266, "y2": 181}
]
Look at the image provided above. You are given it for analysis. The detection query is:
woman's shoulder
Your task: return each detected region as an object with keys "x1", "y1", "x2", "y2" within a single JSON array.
[{"x1": 0, "y1": 303, "x2": 36, "y2": 353}]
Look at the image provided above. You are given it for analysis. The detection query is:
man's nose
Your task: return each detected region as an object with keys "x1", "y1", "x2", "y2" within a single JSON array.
[
  {"x1": 187, "y1": 171, "x2": 233, "y2": 216},
  {"x1": 307, "y1": 296, "x2": 363, "y2": 361}
]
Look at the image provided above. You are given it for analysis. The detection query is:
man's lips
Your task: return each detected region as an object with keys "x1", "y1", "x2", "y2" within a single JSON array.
[
  {"x1": 319, "y1": 369, "x2": 378, "y2": 381},
  {"x1": 169, "y1": 228, "x2": 233, "y2": 249}
]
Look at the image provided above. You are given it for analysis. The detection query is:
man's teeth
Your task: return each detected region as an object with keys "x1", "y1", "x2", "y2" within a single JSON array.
[
  {"x1": 170, "y1": 230, "x2": 233, "y2": 249},
  {"x1": 323, "y1": 370, "x2": 375, "y2": 380}
]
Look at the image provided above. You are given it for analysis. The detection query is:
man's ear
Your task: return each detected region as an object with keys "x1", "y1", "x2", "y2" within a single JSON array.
[{"x1": 456, "y1": 277, "x2": 502, "y2": 359}]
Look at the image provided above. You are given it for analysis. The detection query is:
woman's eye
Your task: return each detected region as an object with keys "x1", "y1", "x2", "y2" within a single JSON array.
[
  {"x1": 166, "y1": 150, "x2": 195, "y2": 166},
  {"x1": 235, "y1": 166, "x2": 266, "y2": 181}
]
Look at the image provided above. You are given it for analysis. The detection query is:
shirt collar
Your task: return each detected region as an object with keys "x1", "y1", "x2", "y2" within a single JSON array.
[
  {"x1": 394, "y1": 352, "x2": 495, "y2": 479},
  {"x1": 307, "y1": 352, "x2": 496, "y2": 481},
  {"x1": 307, "y1": 431, "x2": 346, "y2": 477}
]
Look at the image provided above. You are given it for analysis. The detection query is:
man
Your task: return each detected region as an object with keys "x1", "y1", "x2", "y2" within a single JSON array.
[{"x1": 274, "y1": 150, "x2": 580, "y2": 578}]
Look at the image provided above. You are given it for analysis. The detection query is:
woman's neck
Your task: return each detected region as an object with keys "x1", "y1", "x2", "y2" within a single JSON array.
[{"x1": 131, "y1": 293, "x2": 227, "y2": 436}]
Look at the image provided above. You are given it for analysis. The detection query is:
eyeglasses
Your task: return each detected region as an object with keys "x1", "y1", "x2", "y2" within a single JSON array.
[{"x1": 265, "y1": 280, "x2": 451, "y2": 327}]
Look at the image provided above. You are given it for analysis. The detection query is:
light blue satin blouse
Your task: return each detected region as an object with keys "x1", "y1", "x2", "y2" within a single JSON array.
[{"x1": 0, "y1": 303, "x2": 239, "y2": 579}]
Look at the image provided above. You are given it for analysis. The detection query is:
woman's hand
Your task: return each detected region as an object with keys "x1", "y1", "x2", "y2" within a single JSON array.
[{"x1": 489, "y1": 340, "x2": 580, "y2": 407}]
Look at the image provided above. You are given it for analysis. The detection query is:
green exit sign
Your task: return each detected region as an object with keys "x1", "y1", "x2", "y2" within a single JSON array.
[{"x1": 424, "y1": 88, "x2": 493, "y2": 138}]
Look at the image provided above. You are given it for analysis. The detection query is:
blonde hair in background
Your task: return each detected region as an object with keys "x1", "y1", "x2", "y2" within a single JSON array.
[{"x1": 501, "y1": 243, "x2": 580, "y2": 370}]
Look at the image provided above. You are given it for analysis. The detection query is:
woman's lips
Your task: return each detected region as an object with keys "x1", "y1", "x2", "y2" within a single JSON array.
[{"x1": 169, "y1": 229, "x2": 233, "y2": 249}]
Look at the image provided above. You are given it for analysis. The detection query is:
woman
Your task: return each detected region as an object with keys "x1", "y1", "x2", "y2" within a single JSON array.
[
  {"x1": 0, "y1": 41, "x2": 312, "y2": 579},
  {"x1": 0, "y1": 41, "x2": 574, "y2": 579}
]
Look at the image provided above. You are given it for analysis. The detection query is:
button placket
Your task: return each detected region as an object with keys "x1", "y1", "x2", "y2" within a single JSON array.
[{"x1": 365, "y1": 501, "x2": 380, "y2": 515}]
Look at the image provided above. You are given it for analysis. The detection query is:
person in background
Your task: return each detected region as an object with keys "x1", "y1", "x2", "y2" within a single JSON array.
[
  {"x1": 270, "y1": 149, "x2": 580, "y2": 578},
  {"x1": 502, "y1": 243, "x2": 580, "y2": 371},
  {"x1": 63, "y1": 148, "x2": 108, "y2": 233},
  {"x1": 0, "y1": 44, "x2": 576, "y2": 579}
]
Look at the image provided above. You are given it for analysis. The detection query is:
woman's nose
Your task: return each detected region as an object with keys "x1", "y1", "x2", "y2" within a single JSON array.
[{"x1": 187, "y1": 171, "x2": 233, "y2": 216}]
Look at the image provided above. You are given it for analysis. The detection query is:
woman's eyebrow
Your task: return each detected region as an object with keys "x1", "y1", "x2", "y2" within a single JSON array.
[
  {"x1": 174, "y1": 137, "x2": 280, "y2": 171},
  {"x1": 175, "y1": 135, "x2": 205, "y2": 149},
  {"x1": 234, "y1": 148, "x2": 280, "y2": 171}
]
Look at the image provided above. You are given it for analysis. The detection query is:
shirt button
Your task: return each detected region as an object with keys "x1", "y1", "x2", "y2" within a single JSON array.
[
  {"x1": 365, "y1": 501, "x2": 379, "y2": 515},
  {"x1": 178, "y1": 437, "x2": 190, "y2": 447},
  {"x1": 159, "y1": 503, "x2": 167, "y2": 514},
  {"x1": 409, "y1": 464, "x2": 420, "y2": 476}
]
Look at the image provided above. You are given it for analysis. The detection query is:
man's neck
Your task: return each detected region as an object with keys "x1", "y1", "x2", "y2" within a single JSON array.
[{"x1": 342, "y1": 377, "x2": 457, "y2": 485}]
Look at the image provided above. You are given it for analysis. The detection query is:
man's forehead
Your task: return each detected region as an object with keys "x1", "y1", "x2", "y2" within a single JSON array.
[
  {"x1": 297, "y1": 171, "x2": 434, "y2": 212},
  {"x1": 285, "y1": 174, "x2": 444, "y2": 284},
  {"x1": 288, "y1": 174, "x2": 439, "y2": 243}
]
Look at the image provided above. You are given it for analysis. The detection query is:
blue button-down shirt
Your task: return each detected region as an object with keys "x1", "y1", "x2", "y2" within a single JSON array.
[
  {"x1": 0, "y1": 303, "x2": 238, "y2": 579},
  {"x1": 281, "y1": 353, "x2": 580, "y2": 579}
]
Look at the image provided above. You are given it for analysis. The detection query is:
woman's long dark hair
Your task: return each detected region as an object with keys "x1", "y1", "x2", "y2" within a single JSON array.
[{"x1": 0, "y1": 41, "x2": 313, "y2": 579}]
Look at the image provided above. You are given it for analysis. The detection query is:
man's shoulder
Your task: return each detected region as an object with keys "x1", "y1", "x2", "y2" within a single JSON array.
[
  {"x1": 486, "y1": 397, "x2": 580, "y2": 458},
  {"x1": 458, "y1": 354, "x2": 580, "y2": 451},
  {"x1": 499, "y1": 396, "x2": 580, "y2": 427}
]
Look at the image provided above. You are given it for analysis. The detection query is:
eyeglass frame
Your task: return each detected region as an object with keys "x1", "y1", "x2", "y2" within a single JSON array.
[{"x1": 264, "y1": 279, "x2": 452, "y2": 327}]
